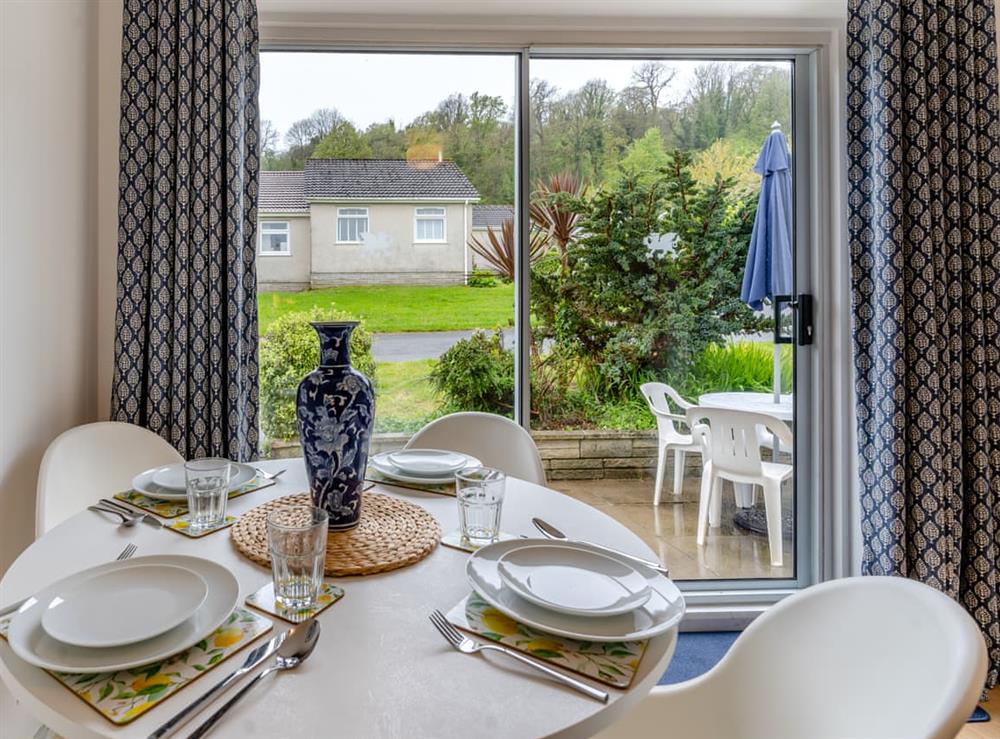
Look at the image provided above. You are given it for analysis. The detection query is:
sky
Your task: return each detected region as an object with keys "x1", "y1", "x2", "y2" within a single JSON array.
[{"x1": 260, "y1": 52, "x2": 724, "y2": 144}]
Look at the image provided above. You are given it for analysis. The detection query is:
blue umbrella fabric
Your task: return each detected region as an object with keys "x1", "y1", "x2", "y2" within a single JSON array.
[{"x1": 741, "y1": 127, "x2": 793, "y2": 310}]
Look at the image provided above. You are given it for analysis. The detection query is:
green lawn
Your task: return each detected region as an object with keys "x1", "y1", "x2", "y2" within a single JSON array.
[
  {"x1": 258, "y1": 284, "x2": 514, "y2": 335},
  {"x1": 374, "y1": 359, "x2": 441, "y2": 433}
]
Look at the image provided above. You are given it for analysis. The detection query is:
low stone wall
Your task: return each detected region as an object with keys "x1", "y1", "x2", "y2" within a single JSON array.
[{"x1": 269, "y1": 429, "x2": 701, "y2": 481}]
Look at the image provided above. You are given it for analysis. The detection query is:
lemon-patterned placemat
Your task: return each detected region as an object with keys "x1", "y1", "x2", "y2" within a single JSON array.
[
  {"x1": 164, "y1": 514, "x2": 237, "y2": 538},
  {"x1": 445, "y1": 592, "x2": 647, "y2": 689},
  {"x1": 246, "y1": 581, "x2": 345, "y2": 624},
  {"x1": 365, "y1": 467, "x2": 455, "y2": 496},
  {"x1": 440, "y1": 531, "x2": 520, "y2": 553},
  {"x1": 114, "y1": 479, "x2": 276, "y2": 519},
  {"x1": 0, "y1": 608, "x2": 272, "y2": 725}
]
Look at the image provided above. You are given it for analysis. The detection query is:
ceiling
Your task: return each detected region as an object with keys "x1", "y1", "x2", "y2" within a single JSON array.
[{"x1": 258, "y1": 0, "x2": 846, "y2": 22}]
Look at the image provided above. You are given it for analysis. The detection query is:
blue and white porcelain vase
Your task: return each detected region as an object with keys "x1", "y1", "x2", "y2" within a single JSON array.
[{"x1": 296, "y1": 321, "x2": 374, "y2": 530}]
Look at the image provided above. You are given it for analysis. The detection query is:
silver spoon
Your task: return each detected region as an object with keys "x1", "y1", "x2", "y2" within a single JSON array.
[
  {"x1": 88, "y1": 505, "x2": 140, "y2": 528},
  {"x1": 254, "y1": 467, "x2": 286, "y2": 481},
  {"x1": 532, "y1": 517, "x2": 670, "y2": 576},
  {"x1": 186, "y1": 618, "x2": 321, "y2": 738}
]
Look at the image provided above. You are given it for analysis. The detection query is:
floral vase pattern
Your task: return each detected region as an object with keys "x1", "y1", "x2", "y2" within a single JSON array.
[{"x1": 296, "y1": 322, "x2": 374, "y2": 530}]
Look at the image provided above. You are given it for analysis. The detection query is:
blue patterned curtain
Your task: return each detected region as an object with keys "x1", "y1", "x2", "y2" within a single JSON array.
[
  {"x1": 112, "y1": 0, "x2": 260, "y2": 461},
  {"x1": 848, "y1": 0, "x2": 1000, "y2": 688}
]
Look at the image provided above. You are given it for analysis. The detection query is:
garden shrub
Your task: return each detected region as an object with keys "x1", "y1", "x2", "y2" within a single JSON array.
[
  {"x1": 530, "y1": 152, "x2": 765, "y2": 399},
  {"x1": 259, "y1": 307, "x2": 377, "y2": 442},
  {"x1": 672, "y1": 340, "x2": 793, "y2": 399},
  {"x1": 430, "y1": 330, "x2": 514, "y2": 414},
  {"x1": 467, "y1": 269, "x2": 499, "y2": 288}
]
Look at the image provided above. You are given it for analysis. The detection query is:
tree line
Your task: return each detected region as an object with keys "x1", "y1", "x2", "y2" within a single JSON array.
[{"x1": 261, "y1": 61, "x2": 791, "y2": 204}]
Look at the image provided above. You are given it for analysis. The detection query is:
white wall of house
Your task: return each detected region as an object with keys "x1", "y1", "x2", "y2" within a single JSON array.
[
  {"x1": 1, "y1": 0, "x2": 99, "y2": 573},
  {"x1": 308, "y1": 201, "x2": 473, "y2": 286},
  {"x1": 257, "y1": 214, "x2": 312, "y2": 291}
]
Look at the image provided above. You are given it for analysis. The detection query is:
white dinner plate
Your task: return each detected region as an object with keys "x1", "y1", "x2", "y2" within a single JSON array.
[
  {"x1": 41, "y1": 563, "x2": 208, "y2": 648},
  {"x1": 131, "y1": 461, "x2": 256, "y2": 500},
  {"x1": 497, "y1": 545, "x2": 651, "y2": 617},
  {"x1": 386, "y1": 449, "x2": 470, "y2": 476},
  {"x1": 467, "y1": 539, "x2": 684, "y2": 642},
  {"x1": 370, "y1": 451, "x2": 481, "y2": 485},
  {"x1": 8, "y1": 555, "x2": 239, "y2": 673}
]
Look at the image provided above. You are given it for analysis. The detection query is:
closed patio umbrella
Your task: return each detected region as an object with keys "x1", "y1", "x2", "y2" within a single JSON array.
[{"x1": 741, "y1": 121, "x2": 793, "y2": 402}]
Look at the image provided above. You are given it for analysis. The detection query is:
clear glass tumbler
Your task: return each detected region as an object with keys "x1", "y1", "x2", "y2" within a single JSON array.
[
  {"x1": 184, "y1": 458, "x2": 232, "y2": 533},
  {"x1": 267, "y1": 506, "x2": 328, "y2": 611},
  {"x1": 456, "y1": 467, "x2": 506, "y2": 548}
]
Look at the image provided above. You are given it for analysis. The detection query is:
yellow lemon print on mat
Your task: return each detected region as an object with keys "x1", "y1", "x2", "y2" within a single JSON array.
[
  {"x1": 481, "y1": 609, "x2": 519, "y2": 636},
  {"x1": 130, "y1": 674, "x2": 171, "y2": 692},
  {"x1": 525, "y1": 638, "x2": 563, "y2": 653},
  {"x1": 121, "y1": 701, "x2": 156, "y2": 722},
  {"x1": 213, "y1": 627, "x2": 243, "y2": 649}
]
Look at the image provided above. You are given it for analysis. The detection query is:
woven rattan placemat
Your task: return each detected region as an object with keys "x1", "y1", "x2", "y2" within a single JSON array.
[{"x1": 231, "y1": 493, "x2": 441, "y2": 576}]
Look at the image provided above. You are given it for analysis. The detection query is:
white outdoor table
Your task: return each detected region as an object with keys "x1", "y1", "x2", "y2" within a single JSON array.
[
  {"x1": 697, "y1": 391, "x2": 794, "y2": 508},
  {"x1": 0, "y1": 459, "x2": 678, "y2": 739},
  {"x1": 697, "y1": 391, "x2": 793, "y2": 422}
]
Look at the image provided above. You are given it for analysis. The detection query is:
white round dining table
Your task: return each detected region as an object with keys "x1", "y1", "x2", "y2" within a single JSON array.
[{"x1": 0, "y1": 459, "x2": 679, "y2": 739}]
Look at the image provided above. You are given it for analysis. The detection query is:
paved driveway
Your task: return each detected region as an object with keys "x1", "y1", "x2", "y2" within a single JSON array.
[{"x1": 372, "y1": 329, "x2": 514, "y2": 362}]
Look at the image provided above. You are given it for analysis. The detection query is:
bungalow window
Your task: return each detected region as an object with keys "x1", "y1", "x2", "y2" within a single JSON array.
[
  {"x1": 259, "y1": 221, "x2": 290, "y2": 255},
  {"x1": 337, "y1": 207, "x2": 369, "y2": 243},
  {"x1": 414, "y1": 207, "x2": 446, "y2": 243}
]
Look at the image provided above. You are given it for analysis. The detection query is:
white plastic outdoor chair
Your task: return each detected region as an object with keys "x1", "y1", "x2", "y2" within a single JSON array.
[
  {"x1": 639, "y1": 383, "x2": 701, "y2": 505},
  {"x1": 35, "y1": 421, "x2": 183, "y2": 536},
  {"x1": 405, "y1": 412, "x2": 546, "y2": 485},
  {"x1": 596, "y1": 576, "x2": 988, "y2": 739},
  {"x1": 687, "y1": 406, "x2": 793, "y2": 566}
]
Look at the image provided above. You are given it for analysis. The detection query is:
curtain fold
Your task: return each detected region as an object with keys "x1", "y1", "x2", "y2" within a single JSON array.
[
  {"x1": 848, "y1": 0, "x2": 1000, "y2": 688},
  {"x1": 112, "y1": 0, "x2": 260, "y2": 461}
]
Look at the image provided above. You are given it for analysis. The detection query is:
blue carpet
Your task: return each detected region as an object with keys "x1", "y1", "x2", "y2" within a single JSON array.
[
  {"x1": 657, "y1": 631, "x2": 739, "y2": 685},
  {"x1": 656, "y1": 631, "x2": 990, "y2": 725}
]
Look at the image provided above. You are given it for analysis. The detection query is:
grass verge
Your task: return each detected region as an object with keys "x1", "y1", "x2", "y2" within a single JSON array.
[{"x1": 258, "y1": 284, "x2": 514, "y2": 335}]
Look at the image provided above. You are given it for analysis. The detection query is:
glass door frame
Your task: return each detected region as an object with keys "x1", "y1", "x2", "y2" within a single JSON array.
[
  {"x1": 257, "y1": 44, "x2": 822, "y2": 609},
  {"x1": 518, "y1": 48, "x2": 817, "y2": 599}
]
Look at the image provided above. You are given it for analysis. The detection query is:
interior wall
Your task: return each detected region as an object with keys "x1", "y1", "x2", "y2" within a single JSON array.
[{"x1": 0, "y1": 0, "x2": 100, "y2": 572}]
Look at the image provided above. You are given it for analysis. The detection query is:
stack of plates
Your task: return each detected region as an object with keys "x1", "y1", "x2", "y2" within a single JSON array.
[
  {"x1": 7, "y1": 555, "x2": 239, "y2": 673},
  {"x1": 467, "y1": 539, "x2": 684, "y2": 641},
  {"x1": 131, "y1": 460, "x2": 256, "y2": 500},
  {"x1": 370, "y1": 448, "x2": 481, "y2": 484}
]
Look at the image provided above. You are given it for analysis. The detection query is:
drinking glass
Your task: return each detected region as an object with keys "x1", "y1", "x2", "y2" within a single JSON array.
[
  {"x1": 456, "y1": 467, "x2": 506, "y2": 548},
  {"x1": 184, "y1": 458, "x2": 232, "y2": 533},
  {"x1": 267, "y1": 506, "x2": 328, "y2": 611}
]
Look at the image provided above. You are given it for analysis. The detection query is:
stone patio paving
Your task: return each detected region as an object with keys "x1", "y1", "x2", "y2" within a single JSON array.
[{"x1": 548, "y1": 476, "x2": 795, "y2": 581}]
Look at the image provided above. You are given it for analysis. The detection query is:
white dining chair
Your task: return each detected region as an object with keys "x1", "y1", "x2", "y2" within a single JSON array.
[
  {"x1": 596, "y1": 576, "x2": 988, "y2": 739},
  {"x1": 686, "y1": 406, "x2": 793, "y2": 566},
  {"x1": 639, "y1": 383, "x2": 702, "y2": 505},
  {"x1": 405, "y1": 412, "x2": 546, "y2": 485},
  {"x1": 35, "y1": 421, "x2": 183, "y2": 536}
]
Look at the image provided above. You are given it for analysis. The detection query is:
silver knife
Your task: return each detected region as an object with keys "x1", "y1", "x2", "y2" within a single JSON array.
[
  {"x1": 0, "y1": 597, "x2": 31, "y2": 619},
  {"x1": 147, "y1": 628, "x2": 289, "y2": 739}
]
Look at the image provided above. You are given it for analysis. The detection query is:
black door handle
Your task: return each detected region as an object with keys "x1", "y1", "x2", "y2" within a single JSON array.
[{"x1": 773, "y1": 294, "x2": 813, "y2": 346}]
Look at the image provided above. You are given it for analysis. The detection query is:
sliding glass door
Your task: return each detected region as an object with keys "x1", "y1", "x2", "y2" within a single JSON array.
[
  {"x1": 257, "y1": 47, "x2": 814, "y2": 591},
  {"x1": 522, "y1": 53, "x2": 810, "y2": 587}
]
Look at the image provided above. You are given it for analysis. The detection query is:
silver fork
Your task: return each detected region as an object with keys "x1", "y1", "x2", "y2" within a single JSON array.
[
  {"x1": 0, "y1": 544, "x2": 136, "y2": 618},
  {"x1": 428, "y1": 610, "x2": 608, "y2": 702}
]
